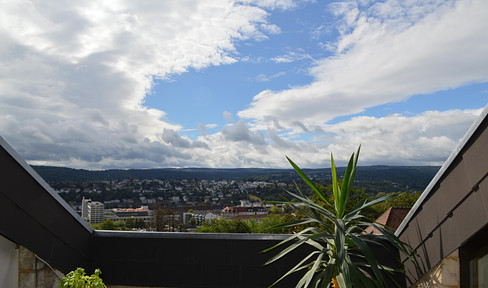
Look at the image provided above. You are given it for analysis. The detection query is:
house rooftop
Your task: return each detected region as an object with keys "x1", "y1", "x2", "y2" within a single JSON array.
[{"x1": 364, "y1": 207, "x2": 410, "y2": 235}]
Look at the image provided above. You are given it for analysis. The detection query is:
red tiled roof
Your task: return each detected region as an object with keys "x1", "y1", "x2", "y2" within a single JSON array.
[{"x1": 364, "y1": 207, "x2": 410, "y2": 235}]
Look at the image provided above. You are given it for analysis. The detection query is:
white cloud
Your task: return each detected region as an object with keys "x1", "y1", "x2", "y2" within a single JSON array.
[
  {"x1": 8, "y1": 106, "x2": 482, "y2": 168},
  {"x1": 239, "y1": 0, "x2": 298, "y2": 11},
  {"x1": 221, "y1": 120, "x2": 267, "y2": 147},
  {"x1": 255, "y1": 71, "x2": 286, "y2": 82},
  {"x1": 198, "y1": 123, "x2": 207, "y2": 136},
  {"x1": 0, "y1": 0, "x2": 485, "y2": 170},
  {"x1": 316, "y1": 108, "x2": 483, "y2": 166},
  {"x1": 239, "y1": 0, "x2": 488, "y2": 130},
  {"x1": 0, "y1": 0, "x2": 277, "y2": 168},
  {"x1": 223, "y1": 111, "x2": 235, "y2": 122},
  {"x1": 271, "y1": 50, "x2": 313, "y2": 63},
  {"x1": 190, "y1": 108, "x2": 482, "y2": 168},
  {"x1": 260, "y1": 23, "x2": 281, "y2": 35}
]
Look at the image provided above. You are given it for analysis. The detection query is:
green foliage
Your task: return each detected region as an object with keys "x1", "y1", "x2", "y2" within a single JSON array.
[
  {"x1": 264, "y1": 147, "x2": 417, "y2": 288},
  {"x1": 249, "y1": 214, "x2": 298, "y2": 234},
  {"x1": 373, "y1": 192, "x2": 420, "y2": 212},
  {"x1": 249, "y1": 194, "x2": 263, "y2": 202},
  {"x1": 58, "y1": 267, "x2": 106, "y2": 288},
  {"x1": 195, "y1": 215, "x2": 298, "y2": 234},
  {"x1": 196, "y1": 218, "x2": 251, "y2": 233},
  {"x1": 90, "y1": 219, "x2": 123, "y2": 230},
  {"x1": 125, "y1": 217, "x2": 146, "y2": 229},
  {"x1": 267, "y1": 205, "x2": 282, "y2": 215},
  {"x1": 149, "y1": 207, "x2": 178, "y2": 232},
  {"x1": 90, "y1": 218, "x2": 145, "y2": 231}
]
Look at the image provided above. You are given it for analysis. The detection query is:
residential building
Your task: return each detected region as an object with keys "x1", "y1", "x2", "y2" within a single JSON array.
[
  {"x1": 87, "y1": 201, "x2": 104, "y2": 224},
  {"x1": 221, "y1": 206, "x2": 267, "y2": 219},
  {"x1": 81, "y1": 197, "x2": 90, "y2": 220},
  {"x1": 109, "y1": 206, "x2": 152, "y2": 224},
  {"x1": 364, "y1": 207, "x2": 410, "y2": 235}
]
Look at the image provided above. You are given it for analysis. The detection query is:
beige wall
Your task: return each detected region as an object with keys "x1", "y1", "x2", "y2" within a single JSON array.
[
  {"x1": 18, "y1": 246, "x2": 62, "y2": 288},
  {"x1": 410, "y1": 250, "x2": 459, "y2": 288},
  {"x1": 0, "y1": 235, "x2": 18, "y2": 288}
]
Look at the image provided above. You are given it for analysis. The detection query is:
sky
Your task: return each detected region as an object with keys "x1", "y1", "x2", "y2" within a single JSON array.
[{"x1": 0, "y1": 0, "x2": 487, "y2": 169}]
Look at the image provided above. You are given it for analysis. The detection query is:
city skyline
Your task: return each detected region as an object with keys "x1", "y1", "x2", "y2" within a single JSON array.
[{"x1": 1, "y1": 0, "x2": 487, "y2": 169}]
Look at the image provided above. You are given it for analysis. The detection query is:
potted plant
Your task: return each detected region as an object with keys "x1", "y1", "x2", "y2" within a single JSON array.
[
  {"x1": 58, "y1": 267, "x2": 107, "y2": 288},
  {"x1": 264, "y1": 147, "x2": 416, "y2": 287}
]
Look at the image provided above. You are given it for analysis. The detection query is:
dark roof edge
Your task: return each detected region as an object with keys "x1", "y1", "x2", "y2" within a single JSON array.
[
  {"x1": 0, "y1": 136, "x2": 93, "y2": 233},
  {"x1": 395, "y1": 105, "x2": 488, "y2": 236},
  {"x1": 94, "y1": 230, "x2": 291, "y2": 240}
]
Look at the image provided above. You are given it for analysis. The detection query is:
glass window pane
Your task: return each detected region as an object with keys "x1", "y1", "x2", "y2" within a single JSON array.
[{"x1": 478, "y1": 252, "x2": 488, "y2": 287}]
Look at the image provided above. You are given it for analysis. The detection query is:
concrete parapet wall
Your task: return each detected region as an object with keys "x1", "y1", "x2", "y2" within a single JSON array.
[
  {"x1": 18, "y1": 246, "x2": 63, "y2": 288},
  {"x1": 0, "y1": 235, "x2": 18, "y2": 288},
  {"x1": 411, "y1": 250, "x2": 459, "y2": 288}
]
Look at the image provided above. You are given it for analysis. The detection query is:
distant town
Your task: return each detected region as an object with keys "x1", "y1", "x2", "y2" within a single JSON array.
[
  {"x1": 57, "y1": 177, "x2": 293, "y2": 231},
  {"x1": 35, "y1": 165, "x2": 440, "y2": 232}
]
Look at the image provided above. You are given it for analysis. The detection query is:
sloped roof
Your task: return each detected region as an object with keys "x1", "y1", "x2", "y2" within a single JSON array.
[{"x1": 364, "y1": 207, "x2": 410, "y2": 235}]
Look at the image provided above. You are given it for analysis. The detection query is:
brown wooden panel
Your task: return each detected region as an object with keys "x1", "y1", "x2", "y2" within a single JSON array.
[
  {"x1": 439, "y1": 160, "x2": 471, "y2": 212},
  {"x1": 462, "y1": 122, "x2": 488, "y2": 187},
  {"x1": 453, "y1": 188, "x2": 488, "y2": 244}
]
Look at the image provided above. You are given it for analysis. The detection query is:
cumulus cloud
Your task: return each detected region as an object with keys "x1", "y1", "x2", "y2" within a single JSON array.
[
  {"x1": 255, "y1": 71, "x2": 286, "y2": 82},
  {"x1": 221, "y1": 120, "x2": 267, "y2": 147},
  {"x1": 0, "y1": 0, "x2": 277, "y2": 168},
  {"x1": 239, "y1": 0, "x2": 299, "y2": 11},
  {"x1": 0, "y1": 0, "x2": 485, "y2": 170},
  {"x1": 162, "y1": 129, "x2": 192, "y2": 148},
  {"x1": 190, "y1": 108, "x2": 482, "y2": 168},
  {"x1": 271, "y1": 50, "x2": 313, "y2": 63},
  {"x1": 223, "y1": 111, "x2": 234, "y2": 122},
  {"x1": 239, "y1": 0, "x2": 488, "y2": 129},
  {"x1": 198, "y1": 123, "x2": 207, "y2": 136},
  {"x1": 9, "y1": 107, "x2": 483, "y2": 168},
  {"x1": 316, "y1": 108, "x2": 484, "y2": 166}
]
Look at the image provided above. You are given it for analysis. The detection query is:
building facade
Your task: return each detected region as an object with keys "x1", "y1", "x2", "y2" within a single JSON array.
[
  {"x1": 87, "y1": 201, "x2": 104, "y2": 224},
  {"x1": 108, "y1": 206, "x2": 152, "y2": 224},
  {"x1": 396, "y1": 105, "x2": 488, "y2": 287}
]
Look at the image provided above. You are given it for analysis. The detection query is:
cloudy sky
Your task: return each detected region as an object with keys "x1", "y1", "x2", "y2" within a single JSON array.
[{"x1": 1, "y1": 0, "x2": 487, "y2": 169}]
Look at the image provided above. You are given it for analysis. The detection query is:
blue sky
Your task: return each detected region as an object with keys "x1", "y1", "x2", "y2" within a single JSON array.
[
  {"x1": 146, "y1": 1, "x2": 332, "y2": 138},
  {"x1": 0, "y1": 0, "x2": 487, "y2": 169}
]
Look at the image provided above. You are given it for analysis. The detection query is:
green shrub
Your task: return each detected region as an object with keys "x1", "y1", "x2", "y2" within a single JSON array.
[{"x1": 59, "y1": 267, "x2": 106, "y2": 288}]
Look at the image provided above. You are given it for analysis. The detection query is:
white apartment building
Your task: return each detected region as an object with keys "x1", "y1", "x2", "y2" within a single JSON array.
[
  {"x1": 82, "y1": 198, "x2": 104, "y2": 224},
  {"x1": 108, "y1": 206, "x2": 153, "y2": 224},
  {"x1": 81, "y1": 198, "x2": 90, "y2": 220},
  {"x1": 88, "y1": 201, "x2": 104, "y2": 224}
]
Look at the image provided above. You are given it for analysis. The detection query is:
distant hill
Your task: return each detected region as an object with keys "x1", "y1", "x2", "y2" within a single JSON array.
[
  {"x1": 31, "y1": 166, "x2": 294, "y2": 182},
  {"x1": 32, "y1": 165, "x2": 440, "y2": 192}
]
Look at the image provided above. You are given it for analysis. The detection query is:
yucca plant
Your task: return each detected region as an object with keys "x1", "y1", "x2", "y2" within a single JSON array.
[{"x1": 264, "y1": 147, "x2": 415, "y2": 288}]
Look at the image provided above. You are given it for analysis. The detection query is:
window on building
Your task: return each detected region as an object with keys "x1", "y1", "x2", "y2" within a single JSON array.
[
  {"x1": 469, "y1": 249, "x2": 488, "y2": 287},
  {"x1": 461, "y1": 224, "x2": 488, "y2": 288}
]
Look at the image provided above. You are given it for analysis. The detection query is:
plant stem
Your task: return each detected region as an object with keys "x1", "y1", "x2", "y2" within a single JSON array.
[{"x1": 332, "y1": 277, "x2": 339, "y2": 288}]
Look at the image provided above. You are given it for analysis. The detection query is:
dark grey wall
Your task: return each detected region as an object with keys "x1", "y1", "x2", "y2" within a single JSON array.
[
  {"x1": 0, "y1": 137, "x2": 93, "y2": 273},
  {"x1": 89, "y1": 231, "x2": 404, "y2": 288},
  {"x1": 90, "y1": 231, "x2": 308, "y2": 288}
]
